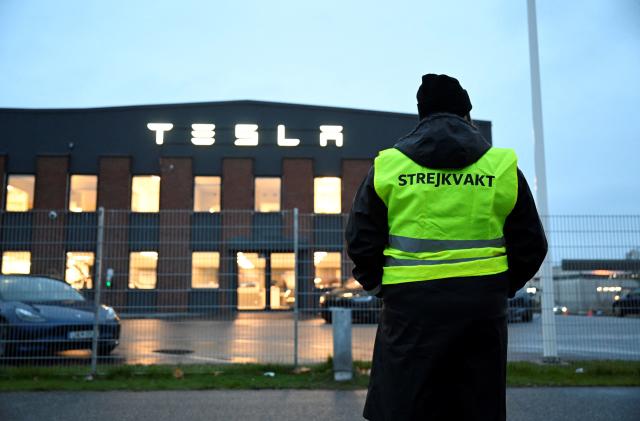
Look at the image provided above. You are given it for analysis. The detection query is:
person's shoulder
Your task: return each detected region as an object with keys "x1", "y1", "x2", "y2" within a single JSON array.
[{"x1": 486, "y1": 147, "x2": 518, "y2": 160}]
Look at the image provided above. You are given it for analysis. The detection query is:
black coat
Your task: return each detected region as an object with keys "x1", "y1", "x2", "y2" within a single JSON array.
[{"x1": 345, "y1": 114, "x2": 548, "y2": 421}]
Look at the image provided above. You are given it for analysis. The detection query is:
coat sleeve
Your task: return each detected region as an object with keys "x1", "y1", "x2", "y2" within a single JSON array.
[
  {"x1": 504, "y1": 168, "x2": 549, "y2": 297},
  {"x1": 345, "y1": 166, "x2": 389, "y2": 296}
]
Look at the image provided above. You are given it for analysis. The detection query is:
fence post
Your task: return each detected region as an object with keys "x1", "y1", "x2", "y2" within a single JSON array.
[
  {"x1": 90, "y1": 207, "x2": 105, "y2": 376},
  {"x1": 540, "y1": 215, "x2": 558, "y2": 362},
  {"x1": 293, "y1": 208, "x2": 299, "y2": 367},
  {"x1": 331, "y1": 307, "x2": 353, "y2": 381}
]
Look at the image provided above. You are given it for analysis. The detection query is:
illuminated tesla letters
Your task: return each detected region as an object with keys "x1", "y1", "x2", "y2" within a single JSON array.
[{"x1": 147, "y1": 123, "x2": 343, "y2": 147}]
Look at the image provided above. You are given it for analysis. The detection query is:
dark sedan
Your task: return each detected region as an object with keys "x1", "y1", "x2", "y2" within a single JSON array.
[
  {"x1": 320, "y1": 287, "x2": 535, "y2": 324},
  {"x1": 0, "y1": 275, "x2": 120, "y2": 358},
  {"x1": 613, "y1": 288, "x2": 640, "y2": 317},
  {"x1": 319, "y1": 288, "x2": 382, "y2": 324},
  {"x1": 507, "y1": 291, "x2": 535, "y2": 322}
]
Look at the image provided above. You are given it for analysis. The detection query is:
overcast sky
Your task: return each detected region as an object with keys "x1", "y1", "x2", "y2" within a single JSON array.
[{"x1": 0, "y1": 0, "x2": 638, "y2": 214}]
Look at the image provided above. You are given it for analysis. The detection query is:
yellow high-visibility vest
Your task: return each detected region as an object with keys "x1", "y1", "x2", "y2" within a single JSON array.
[{"x1": 373, "y1": 147, "x2": 518, "y2": 285}]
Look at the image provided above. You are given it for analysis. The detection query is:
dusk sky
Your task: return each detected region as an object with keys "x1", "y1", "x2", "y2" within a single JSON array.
[{"x1": 0, "y1": 0, "x2": 638, "y2": 214}]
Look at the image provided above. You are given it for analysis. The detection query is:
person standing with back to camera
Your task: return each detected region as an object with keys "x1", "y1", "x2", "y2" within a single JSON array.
[{"x1": 345, "y1": 74, "x2": 548, "y2": 421}]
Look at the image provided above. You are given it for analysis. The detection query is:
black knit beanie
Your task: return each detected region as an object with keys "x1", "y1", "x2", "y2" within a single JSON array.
[{"x1": 416, "y1": 74, "x2": 472, "y2": 119}]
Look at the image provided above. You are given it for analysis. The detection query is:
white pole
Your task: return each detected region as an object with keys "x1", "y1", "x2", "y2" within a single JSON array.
[{"x1": 527, "y1": 0, "x2": 558, "y2": 361}]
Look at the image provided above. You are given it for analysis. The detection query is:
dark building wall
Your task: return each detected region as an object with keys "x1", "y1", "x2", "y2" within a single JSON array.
[
  {"x1": 158, "y1": 157, "x2": 192, "y2": 310},
  {"x1": 0, "y1": 102, "x2": 493, "y2": 312},
  {"x1": 0, "y1": 101, "x2": 491, "y2": 176},
  {"x1": 31, "y1": 156, "x2": 69, "y2": 277},
  {"x1": 0, "y1": 155, "x2": 5, "y2": 209},
  {"x1": 98, "y1": 156, "x2": 131, "y2": 307},
  {"x1": 341, "y1": 159, "x2": 372, "y2": 214},
  {"x1": 222, "y1": 158, "x2": 253, "y2": 210},
  {"x1": 282, "y1": 159, "x2": 313, "y2": 212},
  {"x1": 34, "y1": 155, "x2": 69, "y2": 210},
  {"x1": 98, "y1": 157, "x2": 132, "y2": 209},
  {"x1": 160, "y1": 157, "x2": 193, "y2": 210}
]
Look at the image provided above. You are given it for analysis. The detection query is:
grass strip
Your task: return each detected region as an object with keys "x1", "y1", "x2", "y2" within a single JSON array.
[{"x1": 0, "y1": 361, "x2": 638, "y2": 391}]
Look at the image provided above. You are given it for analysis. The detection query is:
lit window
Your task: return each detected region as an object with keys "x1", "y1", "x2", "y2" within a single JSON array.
[
  {"x1": 271, "y1": 252, "x2": 295, "y2": 309},
  {"x1": 314, "y1": 251, "x2": 341, "y2": 288},
  {"x1": 6, "y1": 175, "x2": 35, "y2": 212},
  {"x1": 1, "y1": 251, "x2": 31, "y2": 274},
  {"x1": 129, "y1": 251, "x2": 158, "y2": 289},
  {"x1": 68, "y1": 175, "x2": 97, "y2": 212},
  {"x1": 314, "y1": 177, "x2": 341, "y2": 213},
  {"x1": 237, "y1": 252, "x2": 266, "y2": 310},
  {"x1": 192, "y1": 252, "x2": 220, "y2": 288},
  {"x1": 255, "y1": 177, "x2": 281, "y2": 212},
  {"x1": 131, "y1": 176, "x2": 160, "y2": 212},
  {"x1": 65, "y1": 252, "x2": 94, "y2": 289},
  {"x1": 194, "y1": 176, "x2": 221, "y2": 212}
]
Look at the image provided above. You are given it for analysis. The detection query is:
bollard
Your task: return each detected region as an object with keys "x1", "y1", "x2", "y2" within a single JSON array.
[{"x1": 331, "y1": 307, "x2": 353, "y2": 381}]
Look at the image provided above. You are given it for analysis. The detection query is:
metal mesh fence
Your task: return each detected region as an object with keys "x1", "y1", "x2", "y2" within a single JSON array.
[{"x1": 0, "y1": 210, "x2": 639, "y2": 369}]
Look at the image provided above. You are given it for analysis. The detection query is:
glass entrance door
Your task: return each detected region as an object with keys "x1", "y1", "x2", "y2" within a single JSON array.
[{"x1": 237, "y1": 252, "x2": 266, "y2": 310}]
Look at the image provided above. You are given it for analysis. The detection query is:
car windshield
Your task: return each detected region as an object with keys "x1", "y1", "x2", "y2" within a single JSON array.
[{"x1": 0, "y1": 276, "x2": 85, "y2": 303}]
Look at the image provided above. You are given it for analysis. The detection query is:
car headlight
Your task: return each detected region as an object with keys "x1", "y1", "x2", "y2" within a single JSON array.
[
  {"x1": 15, "y1": 307, "x2": 46, "y2": 322},
  {"x1": 102, "y1": 305, "x2": 119, "y2": 321}
]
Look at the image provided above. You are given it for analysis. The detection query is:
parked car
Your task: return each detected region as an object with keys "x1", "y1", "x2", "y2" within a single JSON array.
[
  {"x1": 320, "y1": 287, "x2": 536, "y2": 324},
  {"x1": 507, "y1": 291, "x2": 535, "y2": 322},
  {"x1": 613, "y1": 288, "x2": 640, "y2": 317},
  {"x1": 319, "y1": 288, "x2": 382, "y2": 324},
  {"x1": 0, "y1": 275, "x2": 120, "y2": 358}
]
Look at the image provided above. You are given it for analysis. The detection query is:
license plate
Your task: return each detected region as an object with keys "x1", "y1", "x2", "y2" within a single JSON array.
[{"x1": 68, "y1": 330, "x2": 95, "y2": 339}]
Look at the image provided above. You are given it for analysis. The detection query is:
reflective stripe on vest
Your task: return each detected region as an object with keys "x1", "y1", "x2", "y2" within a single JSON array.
[{"x1": 373, "y1": 147, "x2": 518, "y2": 285}]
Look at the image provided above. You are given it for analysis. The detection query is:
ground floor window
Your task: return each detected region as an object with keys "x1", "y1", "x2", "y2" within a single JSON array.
[
  {"x1": 1, "y1": 251, "x2": 31, "y2": 274},
  {"x1": 237, "y1": 252, "x2": 266, "y2": 310},
  {"x1": 65, "y1": 251, "x2": 94, "y2": 289},
  {"x1": 270, "y1": 252, "x2": 295, "y2": 309},
  {"x1": 192, "y1": 252, "x2": 220, "y2": 289},
  {"x1": 314, "y1": 251, "x2": 341, "y2": 288},
  {"x1": 129, "y1": 251, "x2": 158, "y2": 289}
]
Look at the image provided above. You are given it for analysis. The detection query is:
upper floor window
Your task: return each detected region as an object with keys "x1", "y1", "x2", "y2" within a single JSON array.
[
  {"x1": 314, "y1": 177, "x2": 341, "y2": 214},
  {"x1": 131, "y1": 176, "x2": 160, "y2": 212},
  {"x1": 255, "y1": 177, "x2": 281, "y2": 212},
  {"x1": 5, "y1": 175, "x2": 35, "y2": 212},
  {"x1": 194, "y1": 176, "x2": 221, "y2": 212},
  {"x1": 68, "y1": 175, "x2": 97, "y2": 212}
]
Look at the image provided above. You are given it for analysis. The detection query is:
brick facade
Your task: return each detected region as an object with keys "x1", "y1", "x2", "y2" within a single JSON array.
[
  {"x1": 31, "y1": 155, "x2": 69, "y2": 278},
  {"x1": 282, "y1": 159, "x2": 313, "y2": 212},
  {"x1": 157, "y1": 157, "x2": 192, "y2": 311},
  {"x1": 98, "y1": 156, "x2": 132, "y2": 308},
  {"x1": 341, "y1": 159, "x2": 372, "y2": 213}
]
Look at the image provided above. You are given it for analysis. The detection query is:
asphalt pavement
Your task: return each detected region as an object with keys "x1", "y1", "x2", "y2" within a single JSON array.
[
  {"x1": 1, "y1": 388, "x2": 639, "y2": 421},
  {"x1": 107, "y1": 313, "x2": 640, "y2": 365}
]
